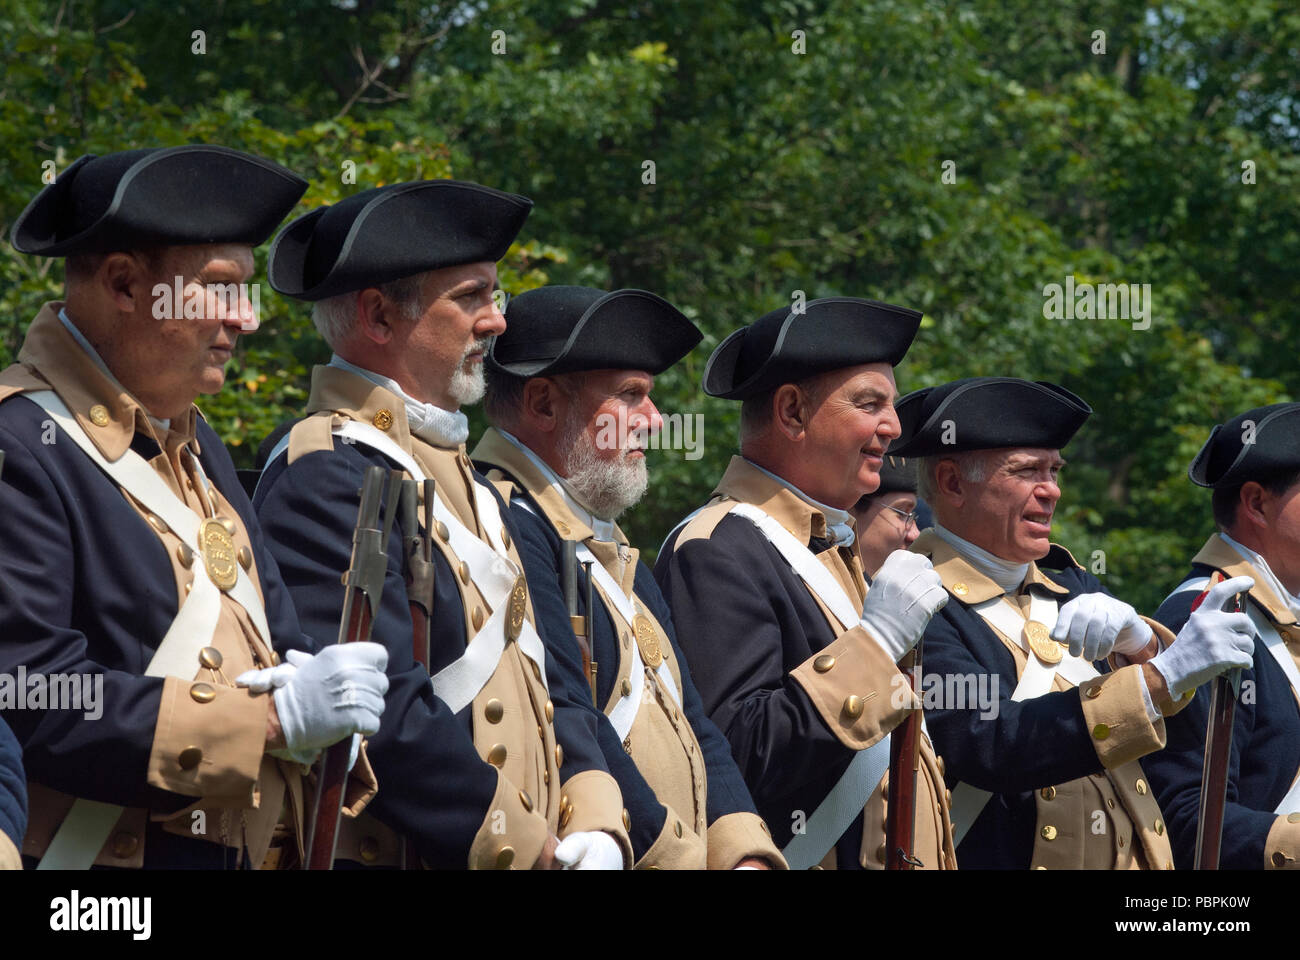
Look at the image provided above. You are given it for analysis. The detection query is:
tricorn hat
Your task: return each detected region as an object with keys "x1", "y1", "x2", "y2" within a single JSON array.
[
  {"x1": 1189, "y1": 403, "x2": 1300, "y2": 488},
  {"x1": 889, "y1": 377, "x2": 1092, "y2": 457},
  {"x1": 702, "y1": 297, "x2": 922, "y2": 400},
  {"x1": 489, "y1": 285, "x2": 701, "y2": 378},
  {"x1": 10, "y1": 145, "x2": 307, "y2": 257},
  {"x1": 268, "y1": 179, "x2": 532, "y2": 301}
]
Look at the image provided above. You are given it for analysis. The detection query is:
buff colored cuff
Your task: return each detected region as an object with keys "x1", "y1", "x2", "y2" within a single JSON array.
[
  {"x1": 790, "y1": 623, "x2": 914, "y2": 751},
  {"x1": 147, "y1": 677, "x2": 268, "y2": 801},
  {"x1": 634, "y1": 802, "x2": 707, "y2": 870},
  {"x1": 558, "y1": 769, "x2": 632, "y2": 868},
  {"x1": 1078, "y1": 663, "x2": 1166, "y2": 769},
  {"x1": 0, "y1": 831, "x2": 20, "y2": 870},
  {"x1": 706, "y1": 811, "x2": 788, "y2": 870},
  {"x1": 1264, "y1": 815, "x2": 1300, "y2": 869},
  {"x1": 468, "y1": 767, "x2": 550, "y2": 870}
]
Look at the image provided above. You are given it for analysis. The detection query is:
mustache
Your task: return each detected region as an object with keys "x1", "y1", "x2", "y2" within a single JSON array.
[{"x1": 462, "y1": 337, "x2": 492, "y2": 361}]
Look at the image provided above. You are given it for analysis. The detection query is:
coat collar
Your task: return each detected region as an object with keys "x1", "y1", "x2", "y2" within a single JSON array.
[
  {"x1": 1192, "y1": 533, "x2": 1298, "y2": 626},
  {"x1": 304, "y1": 363, "x2": 422, "y2": 450},
  {"x1": 14, "y1": 302, "x2": 198, "y2": 461},
  {"x1": 711, "y1": 455, "x2": 841, "y2": 547},
  {"x1": 911, "y1": 527, "x2": 1072, "y2": 605}
]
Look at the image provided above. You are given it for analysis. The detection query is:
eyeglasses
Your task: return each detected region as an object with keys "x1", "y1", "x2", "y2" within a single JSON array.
[{"x1": 882, "y1": 504, "x2": 918, "y2": 529}]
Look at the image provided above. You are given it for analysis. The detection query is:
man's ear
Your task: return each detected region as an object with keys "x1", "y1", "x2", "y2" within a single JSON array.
[
  {"x1": 521, "y1": 377, "x2": 563, "y2": 434},
  {"x1": 100, "y1": 252, "x2": 153, "y2": 315},
  {"x1": 933, "y1": 458, "x2": 967, "y2": 509},
  {"x1": 355, "y1": 289, "x2": 395, "y2": 345},
  {"x1": 1239, "y1": 481, "x2": 1270, "y2": 531},
  {"x1": 773, "y1": 383, "x2": 811, "y2": 442}
]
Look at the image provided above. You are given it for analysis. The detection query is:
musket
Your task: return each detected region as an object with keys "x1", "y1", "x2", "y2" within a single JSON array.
[
  {"x1": 1193, "y1": 571, "x2": 1244, "y2": 870},
  {"x1": 884, "y1": 642, "x2": 924, "y2": 869},
  {"x1": 562, "y1": 543, "x2": 598, "y2": 705},
  {"x1": 303, "y1": 466, "x2": 401, "y2": 870},
  {"x1": 397, "y1": 478, "x2": 435, "y2": 869}
]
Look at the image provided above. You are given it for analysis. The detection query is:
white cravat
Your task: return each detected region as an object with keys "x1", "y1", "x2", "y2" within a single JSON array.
[
  {"x1": 496, "y1": 429, "x2": 620, "y2": 543},
  {"x1": 328, "y1": 354, "x2": 468, "y2": 447},
  {"x1": 745, "y1": 460, "x2": 856, "y2": 548},
  {"x1": 1221, "y1": 532, "x2": 1300, "y2": 618},
  {"x1": 932, "y1": 523, "x2": 1029, "y2": 594},
  {"x1": 58, "y1": 307, "x2": 171, "y2": 431}
]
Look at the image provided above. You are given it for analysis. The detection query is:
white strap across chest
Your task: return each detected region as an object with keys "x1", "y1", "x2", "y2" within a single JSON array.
[
  {"x1": 267, "y1": 419, "x2": 548, "y2": 713},
  {"x1": 948, "y1": 589, "x2": 1101, "y2": 846},
  {"x1": 1167, "y1": 577, "x2": 1300, "y2": 815},
  {"x1": 28, "y1": 390, "x2": 270, "y2": 869},
  {"x1": 725, "y1": 502, "x2": 897, "y2": 869}
]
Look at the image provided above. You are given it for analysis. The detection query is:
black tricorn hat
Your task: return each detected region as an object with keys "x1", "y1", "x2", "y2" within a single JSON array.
[
  {"x1": 703, "y1": 297, "x2": 922, "y2": 400},
  {"x1": 10, "y1": 145, "x2": 307, "y2": 257},
  {"x1": 1189, "y1": 403, "x2": 1300, "y2": 488},
  {"x1": 889, "y1": 377, "x2": 1092, "y2": 457},
  {"x1": 488, "y1": 285, "x2": 702, "y2": 378},
  {"x1": 268, "y1": 179, "x2": 532, "y2": 301}
]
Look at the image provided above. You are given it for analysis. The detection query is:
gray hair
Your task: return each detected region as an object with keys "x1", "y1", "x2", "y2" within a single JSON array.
[
  {"x1": 310, "y1": 273, "x2": 425, "y2": 350},
  {"x1": 917, "y1": 451, "x2": 989, "y2": 504}
]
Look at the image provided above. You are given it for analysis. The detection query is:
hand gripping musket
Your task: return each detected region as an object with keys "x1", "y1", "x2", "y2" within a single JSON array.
[
  {"x1": 1193, "y1": 571, "x2": 1244, "y2": 871},
  {"x1": 397, "y1": 478, "x2": 436, "y2": 868},
  {"x1": 885, "y1": 643, "x2": 924, "y2": 869},
  {"x1": 562, "y1": 542, "x2": 598, "y2": 705},
  {"x1": 303, "y1": 466, "x2": 402, "y2": 870}
]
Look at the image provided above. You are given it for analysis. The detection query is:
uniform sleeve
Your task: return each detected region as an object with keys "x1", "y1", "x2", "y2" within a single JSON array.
[
  {"x1": 654, "y1": 522, "x2": 902, "y2": 810},
  {"x1": 0, "y1": 716, "x2": 26, "y2": 869},
  {"x1": 0, "y1": 419, "x2": 263, "y2": 809},
  {"x1": 256, "y1": 446, "x2": 547, "y2": 867}
]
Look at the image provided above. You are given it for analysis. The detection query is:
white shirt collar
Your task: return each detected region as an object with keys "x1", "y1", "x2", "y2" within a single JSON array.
[
  {"x1": 932, "y1": 522, "x2": 1030, "y2": 594},
  {"x1": 328, "y1": 354, "x2": 468, "y2": 447},
  {"x1": 58, "y1": 307, "x2": 171, "y2": 431},
  {"x1": 744, "y1": 459, "x2": 855, "y2": 548},
  {"x1": 1220, "y1": 531, "x2": 1300, "y2": 616},
  {"x1": 496, "y1": 429, "x2": 619, "y2": 541}
]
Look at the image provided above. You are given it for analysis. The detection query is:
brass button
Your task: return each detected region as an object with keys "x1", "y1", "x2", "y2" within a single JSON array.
[
  {"x1": 843, "y1": 695, "x2": 864, "y2": 719},
  {"x1": 936, "y1": 755, "x2": 945, "y2": 777},
  {"x1": 1040, "y1": 786, "x2": 1056, "y2": 801},
  {"x1": 237, "y1": 546, "x2": 252, "y2": 571},
  {"x1": 270, "y1": 651, "x2": 281, "y2": 666},
  {"x1": 372, "y1": 409, "x2": 394, "y2": 431},
  {"x1": 813, "y1": 655, "x2": 835, "y2": 673},
  {"x1": 487, "y1": 743, "x2": 507, "y2": 767},
  {"x1": 1272, "y1": 851, "x2": 1288, "y2": 867},
  {"x1": 189, "y1": 682, "x2": 216, "y2": 704},
  {"x1": 945, "y1": 788, "x2": 952, "y2": 805},
  {"x1": 495, "y1": 846, "x2": 515, "y2": 869},
  {"x1": 184, "y1": 580, "x2": 193, "y2": 595},
  {"x1": 88, "y1": 404, "x2": 111, "y2": 427},
  {"x1": 559, "y1": 803, "x2": 573, "y2": 829},
  {"x1": 1107, "y1": 798, "x2": 1115, "y2": 809},
  {"x1": 484, "y1": 698, "x2": 504, "y2": 723},
  {"x1": 177, "y1": 544, "x2": 194, "y2": 568},
  {"x1": 437, "y1": 521, "x2": 450, "y2": 542},
  {"x1": 622, "y1": 736, "x2": 632, "y2": 754},
  {"x1": 674, "y1": 820, "x2": 683, "y2": 838},
  {"x1": 1092, "y1": 723, "x2": 1110, "y2": 741},
  {"x1": 1085, "y1": 685, "x2": 1102, "y2": 699},
  {"x1": 217, "y1": 517, "x2": 236, "y2": 535},
  {"x1": 501, "y1": 528, "x2": 511, "y2": 549},
  {"x1": 953, "y1": 583, "x2": 969, "y2": 597},
  {"x1": 459, "y1": 561, "x2": 471, "y2": 585},
  {"x1": 1034, "y1": 865, "x2": 1047, "y2": 870},
  {"x1": 555, "y1": 744, "x2": 564, "y2": 767},
  {"x1": 537, "y1": 724, "x2": 543, "y2": 739},
  {"x1": 518, "y1": 790, "x2": 533, "y2": 812},
  {"x1": 622, "y1": 809, "x2": 631, "y2": 831},
  {"x1": 531, "y1": 660, "x2": 542, "y2": 682},
  {"x1": 146, "y1": 513, "x2": 167, "y2": 534},
  {"x1": 1135, "y1": 778, "x2": 1148, "y2": 795},
  {"x1": 110, "y1": 831, "x2": 139, "y2": 859},
  {"x1": 1154, "y1": 819, "x2": 1164, "y2": 836},
  {"x1": 621, "y1": 678, "x2": 632, "y2": 697},
  {"x1": 198, "y1": 646, "x2": 223, "y2": 670},
  {"x1": 1166, "y1": 861, "x2": 1173, "y2": 870},
  {"x1": 178, "y1": 746, "x2": 203, "y2": 770},
  {"x1": 544, "y1": 769, "x2": 550, "y2": 784},
  {"x1": 545, "y1": 700, "x2": 554, "y2": 723},
  {"x1": 1041, "y1": 825, "x2": 1057, "y2": 841},
  {"x1": 1288, "y1": 813, "x2": 1300, "y2": 823},
  {"x1": 358, "y1": 836, "x2": 380, "y2": 863},
  {"x1": 472, "y1": 606, "x2": 484, "y2": 630},
  {"x1": 556, "y1": 521, "x2": 571, "y2": 536}
]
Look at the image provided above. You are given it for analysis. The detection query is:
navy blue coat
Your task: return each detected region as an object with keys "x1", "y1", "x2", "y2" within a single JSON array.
[
  {"x1": 0, "y1": 397, "x2": 316, "y2": 868},
  {"x1": 0, "y1": 716, "x2": 25, "y2": 858},
  {"x1": 490, "y1": 477, "x2": 763, "y2": 862},
  {"x1": 255, "y1": 436, "x2": 611, "y2": 867},
  {"x1": 921, "y1": 549, "x2": 1126, "y2": 869},
  {"x1": 1144, "y1": 565, "x2": 1300, "y2": 869},
  {"x1": 654, "y1": 515, "x2": 869, "y2": 867}
]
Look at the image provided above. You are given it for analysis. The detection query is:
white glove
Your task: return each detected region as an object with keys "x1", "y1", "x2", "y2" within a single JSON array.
[
  {"x1": 1153, "y1": 576, "x2": 1256, "y2": 700},
  {"x1": 1050, "y1": 592, "x2": 1153, "y2": 661},
  {"x1": 860, "y1": 550, "x2": 948, "y2": 661},
  {"x1": 554, "y1": 831, "x2": 624, "y2": 870},
  {"x1": 271, "y1": 644, "x2": 389, "y2": 756}
]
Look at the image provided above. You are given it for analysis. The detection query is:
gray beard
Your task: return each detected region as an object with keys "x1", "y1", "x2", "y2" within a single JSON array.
[
  {"x1": 558, "y1": 412, "x2": 648, "y2": 521},
  {"x1": 447, "y1": 338, "x2": 490, "y2": 406}
]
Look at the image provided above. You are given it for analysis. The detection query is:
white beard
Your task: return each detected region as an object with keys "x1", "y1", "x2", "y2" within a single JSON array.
[
  {"x1": 559, "y1": 411, "x2": 648, "y2": 521},
  {"x1": 447, "y1": 338, "x2": 490, "y2": 406}
]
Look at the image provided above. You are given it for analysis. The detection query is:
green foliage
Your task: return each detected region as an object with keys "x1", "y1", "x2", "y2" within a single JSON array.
[{"x1": 3, "y1": 0, "x2": 1297, "y2": 610}]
